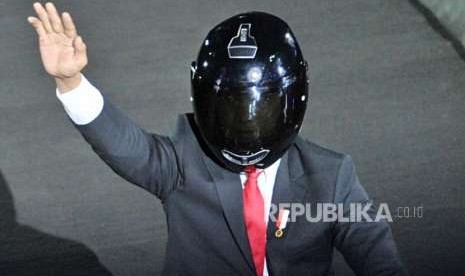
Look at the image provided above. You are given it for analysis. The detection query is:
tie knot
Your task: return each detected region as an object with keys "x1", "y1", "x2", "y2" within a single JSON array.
[{"x1": 244, "y1": 165, "x2": 262, "y2": 178}]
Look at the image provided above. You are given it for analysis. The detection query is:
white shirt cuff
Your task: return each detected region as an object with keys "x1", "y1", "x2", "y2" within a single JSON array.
[{"x1": 56, "y1": 74, "x2": 104, "y2": 125}]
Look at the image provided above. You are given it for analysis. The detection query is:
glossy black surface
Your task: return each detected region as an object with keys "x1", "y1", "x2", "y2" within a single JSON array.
[{"x1": 191, "y1": 12, "x2": 309, "y2": 171}]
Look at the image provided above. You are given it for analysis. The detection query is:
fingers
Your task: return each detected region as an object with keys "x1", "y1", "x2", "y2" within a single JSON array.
[
  {"x1": 45, "y1": 2, "x2": 63, "y2": 33},
  {"x1": 33, "y1": 2, "x2": 53, "y2": 33},
  {"x1": 62, "y1": 12, "x2": 77, "y2": 39},
  {"x1": 27, "y1": 16, "x2": 47, "y2": 38},
  {"x1": 29, "y1": 2, "x2": 78, "y2": 39}
]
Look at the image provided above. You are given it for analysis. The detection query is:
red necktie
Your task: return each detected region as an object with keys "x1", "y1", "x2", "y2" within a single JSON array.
[{"x1": 243, "y1": 166, "x2": 266, "y2": 276}]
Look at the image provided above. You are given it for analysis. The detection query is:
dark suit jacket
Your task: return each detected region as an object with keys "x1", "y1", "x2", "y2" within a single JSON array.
[{"x1": 74, "y1": 99, "x2": 408, "y2": 276}]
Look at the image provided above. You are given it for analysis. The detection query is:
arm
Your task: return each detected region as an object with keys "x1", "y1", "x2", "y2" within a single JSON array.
[
  {"x1": 59, "y1": 75, "x2": 181, "y2": 199},
  {"x1": 28, "y1": 2, "x2": 181, "y2": 200},
  {"x1": 332, "y1": 155, "x2": 409, "y2": 276}
]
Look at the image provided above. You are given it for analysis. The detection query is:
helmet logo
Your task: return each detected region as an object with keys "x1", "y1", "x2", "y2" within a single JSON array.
[
  {"x1": 228, "y1": 23, "x2": 258, "y2": 59},
  {"x1": 221, "y1": 149, "x2": 270, "y2": 166}
]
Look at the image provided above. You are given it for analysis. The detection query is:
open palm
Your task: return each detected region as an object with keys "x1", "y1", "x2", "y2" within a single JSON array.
[{"x1": 28, "y1": 2, "x2": 87, "y2": 79}]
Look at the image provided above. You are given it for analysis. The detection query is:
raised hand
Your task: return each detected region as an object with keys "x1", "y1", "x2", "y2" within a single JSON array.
[{"x1": 28, "y1": 2, "x2": 87, "y2": 91}]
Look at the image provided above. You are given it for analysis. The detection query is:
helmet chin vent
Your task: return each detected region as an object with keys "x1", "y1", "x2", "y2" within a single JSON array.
[{"x1": 221, "y1": 149, "x2": 270, "y2": 166}]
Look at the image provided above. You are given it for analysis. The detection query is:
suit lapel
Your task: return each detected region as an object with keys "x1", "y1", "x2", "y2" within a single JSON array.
[
  {"x1": 266, "y1": 141, "x2": 310, "y2": 275},
  {"x1": 266, "y1": 151, "x2": 292, "y2": 239},
  {"x1": 267, "y1": 142, "x2": 308, "y2": 239},
  {"x1": 202, "y1": 155, "x2": 256, "y2": 273}
]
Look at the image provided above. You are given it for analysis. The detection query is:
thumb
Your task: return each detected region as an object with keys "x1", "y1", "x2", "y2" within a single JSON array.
[{"x1": 73, "y1": 36, "x2": 87, "y2": 59}]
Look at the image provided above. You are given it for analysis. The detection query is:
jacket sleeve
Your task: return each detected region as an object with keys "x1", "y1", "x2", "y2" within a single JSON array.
[
  {"x1": 332, "y1": 155, "x2": 409, "y2": 276},
  {"x1": 72, "y1": 98, "x2": 182, "y2": 201}
]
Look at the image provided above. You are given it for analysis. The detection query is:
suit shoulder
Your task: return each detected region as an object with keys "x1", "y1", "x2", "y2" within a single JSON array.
[{"x1": 295, "y1": 136, "x2": 347, "y2": 162}]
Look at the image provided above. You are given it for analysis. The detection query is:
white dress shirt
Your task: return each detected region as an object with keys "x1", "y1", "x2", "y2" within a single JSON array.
[
  {"x1": 56, "y1": 74, "x2": 280, "y2": 276},
  {"x1": 55, "y1": 74, "x2": 104, "y2": 125}
]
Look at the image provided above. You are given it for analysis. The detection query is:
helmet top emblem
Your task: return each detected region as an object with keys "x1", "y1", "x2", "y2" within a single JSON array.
[{"x1": 227, "y1": 23, "x2": 258, "y2": 59}]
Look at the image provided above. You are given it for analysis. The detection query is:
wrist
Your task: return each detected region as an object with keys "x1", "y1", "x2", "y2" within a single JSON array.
[{"x1": 55, "y1": 74, "x2": 82, "y2": 94}]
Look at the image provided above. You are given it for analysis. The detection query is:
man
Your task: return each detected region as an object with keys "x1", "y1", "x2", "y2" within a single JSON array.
[{"x1": 28, "y1": 2, "x2": 408, "y2": 275}]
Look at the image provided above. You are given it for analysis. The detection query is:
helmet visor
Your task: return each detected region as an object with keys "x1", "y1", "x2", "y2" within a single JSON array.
[{"x1": 214, "y1": 85, "x2": 285, "y2": 153}]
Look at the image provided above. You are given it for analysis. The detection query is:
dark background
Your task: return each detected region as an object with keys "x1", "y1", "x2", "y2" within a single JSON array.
[{"x1": 1, "y1": 0, "x2": 464, "y2": 275}]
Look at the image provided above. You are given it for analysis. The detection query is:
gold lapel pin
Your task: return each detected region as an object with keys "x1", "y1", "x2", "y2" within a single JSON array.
[
  {"x1": 274, "y1": 208, "x2": 290, "y2": 239},
  {"x1": 275, "y1": 229, "x2": 284, "y2": 238}
]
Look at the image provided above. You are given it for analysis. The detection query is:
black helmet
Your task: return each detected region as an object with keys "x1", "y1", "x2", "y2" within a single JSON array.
[{"x1": 191, "y1": 11, "x2": 309, "y2": 172}]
